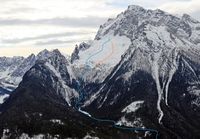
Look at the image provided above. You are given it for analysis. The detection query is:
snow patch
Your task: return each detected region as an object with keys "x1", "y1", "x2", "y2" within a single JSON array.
[
  {"x1": 83, "y1": 134, "x2": 99, "y2": 139},
  {"x1": 1, "y1": 129, "x2": 10, "y2": 139},
  {"x1": 149, "y1": 50, "x2": 164, "y2": 124},
  {"x1": 50, "y1": 119, "x2": 64, "y2": 125},
  {"x1": 45, "y1": 62, "x2": 78, "y2": 106},
  {"x1": 122, "y1": 101, "x2": 144, "y2": 113},
  {"x1": 116, "y1": 116, "x2": 144, "y2": 127},
  {"x1": 83, "y1": 85, "x2": 105, "y2": 107},
  {"x1": 0, "y1": 94, "x2": 9, "y2": 104},
  {"x1": 1, "y1": 130, "x2": 56, "y2": 139},
  {"x1": 77, "y1": 34, "x2": 131, "y2": 67},
  {"x1": 164, "y1": 49, "x2": 178, "y2": 106},
  {"x1": 1, "y1": 82, "x2": 16, "y2": 91},
  {"x1": 74, "y1": 34, "x2": 131, "y2": 83},
  {"x1": 98, "y1": 88, "x2": 111, "y2": 108},
  {"x1": 78, "y1": 108, "x2": 92, "y2": 117},
  {"x1": 19, "y1": 134, "x2": 45, "y2": 139}
]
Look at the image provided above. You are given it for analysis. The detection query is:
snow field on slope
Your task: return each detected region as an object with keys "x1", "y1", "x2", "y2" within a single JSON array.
[{"x1": 76, "y1": 34, "x2": 131, "y2": 68}]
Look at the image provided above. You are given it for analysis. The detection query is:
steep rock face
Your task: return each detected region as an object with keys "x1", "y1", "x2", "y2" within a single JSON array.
[
  {"x1": 71, "y1": 42, "x2": 91, "y2": 63},
  {"x1": 24, "y1": 49, "x2": 78, "y2": 106},
  {"x1": 71, "y1": 30, "x2": 131, "y2": 84},
  {"x1": 10, "y1": 48, "x2": 55, "y2": 82},
  {"x1": 10, "y1": 54, "x2": 37, "y2": 84},
  {"x1": 0, "y1": 57, "x2": 24, "y2": 78},
  {"x1": 0, "y1": 56, "x2": 24, "y2": 90},
  {"x1": 0, "y1": 50, "x2": 142, "y2": 139},
  {"x1": 0, "y1": 56, "x2": 25, "y2": 103},
  {"x1": 0, "y1": 49, "x2": 68, "y2": 103},
  {"x1": 71, "y1": 5, "x2": 200, "y2": 84},
  {"x1": 95, "y1": 5, "x2": 200, "y2": 42},
  {"x1": 83, "y1": 46, "x2": 200, "y2": 138},
  {"x1": 77, "y1": 5, "x2": 200, "y2": 139}
]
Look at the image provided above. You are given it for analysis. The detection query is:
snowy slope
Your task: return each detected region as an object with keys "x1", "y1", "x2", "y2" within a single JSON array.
[
  {"x1": 72, "y1": 34, "x2": 131, "y2": 83},
  {"x1": 75, "y1": 35, "x2": 130, "y2": 67},
  {"x1": 0, "y1": 49, "x2": 64, "y2": 92},
  {"x1": 25, "y1": 49, "x2": 79, "y2": 106},
  {"x1": 82, "y1": 5, "x2": 200, "y2": 129},
  {"x1": 122, "y1": 101, "x2": 144, "y2": 113},
  {"x1": 44, "y1": 61, "x2": 78, "y2": 106},
  {"x1": 0, "y1": 57, "x2": 24, "y2": 81},
  {"x1": 0, "y1": 56, "x2": 25, "y2": 92},
  {"x1": 71, "y1": 5, "x2": 200, "y2": 84},
  {"x1": 0, "y1": 94, "x2": 9, "y2": 104}
]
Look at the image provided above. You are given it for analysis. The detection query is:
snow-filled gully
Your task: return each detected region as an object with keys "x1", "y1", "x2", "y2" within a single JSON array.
[
  {"x1": 150, "y1": 49, "x2": 178, "y2": 124},
  {"x1": 150, "y1": 50, "x2": 164, "y2": 124}
]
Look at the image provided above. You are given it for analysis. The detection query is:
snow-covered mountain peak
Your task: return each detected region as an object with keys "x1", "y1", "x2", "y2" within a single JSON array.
[
  {"x1": 77, "y1": 6, "x2": 200, "y2": 125},
  {"x1": 0, "y1": 56, "x2": 24, "y2": 82},
  {"x1": 95, "y1": 5, "x2": 200, "y2": 43},
  {"x1": 26, "y1": 53, "x2": 36, "y2": 62},
  {"x1": 71, "y1": 5, "x2": 200, "y2": 84},
  {"x1": 52, "y1": 49, "x2": 61, "y2": 54},
  {"x1": 45, "y1": 49, "x2": 70, "y2": 68},
  {"x1": 182, "y1": 14, "x2": 200, "y2": 24},
  {"x1": 27, "y1": 49, "x2": 77, "y2": 106},
  {"x1": 37, "y1": 49, "x2": 50, "y2": 59},
  {"x1": 37, "y1": 49, "x2": 64, "y2": 61},
  {"x1": 0, "y1": 49, "x2": 69, "y2": 92},
  {"x1": 71, "y1": 34, "x2": 131, "y2": 83},
  {"x1": 126, "y1": 5, "x2": 146, "y2": 13},
  {"x1": 70, "y1": 5, "x2": 200, "y2": 84}
]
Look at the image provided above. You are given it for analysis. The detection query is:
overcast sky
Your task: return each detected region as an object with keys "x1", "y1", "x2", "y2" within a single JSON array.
[{"x1": 0, "y1": 0, "x2": 200, "y2": 57}]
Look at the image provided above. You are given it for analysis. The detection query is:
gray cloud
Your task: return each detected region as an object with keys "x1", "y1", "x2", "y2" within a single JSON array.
[
  {"x1": 2, "y1": 31, "x2": 95, "y2": 44},
  {"x1": 5, "y1": 7, "x2": 37, "y2": 14},
  {"x1": 0, "y1": 16, "x2": 107, "y2": 27},
  {"x1": 191, "y1": 11, "x2": 200, "y2": 21},
  {"x1": 35, "y1": 39, "x2": 88, "y2": 46}
]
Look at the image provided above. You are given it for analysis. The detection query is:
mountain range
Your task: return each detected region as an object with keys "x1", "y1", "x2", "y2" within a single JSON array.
[{"x1": 0, "y1": 5, "x2": 200, "y2": 139}]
